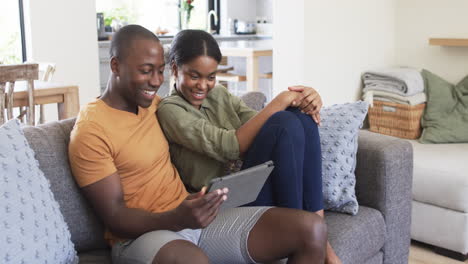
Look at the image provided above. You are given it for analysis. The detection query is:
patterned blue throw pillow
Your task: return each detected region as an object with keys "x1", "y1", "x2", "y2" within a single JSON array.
[
  {"x1": 0, "y1": 119, "x2": 78, "y2": 264},
  {"x1": 319, "y1": 101, "x2": 369, "y2": 215}
]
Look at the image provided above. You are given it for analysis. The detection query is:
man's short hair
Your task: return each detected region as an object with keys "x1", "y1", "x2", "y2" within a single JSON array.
[{"x1": 110, "y1": 24, "x2": 160, "y2": 60}]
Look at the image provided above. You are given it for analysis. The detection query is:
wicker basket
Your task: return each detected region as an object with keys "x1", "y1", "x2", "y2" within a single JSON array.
[{"x1": 368, "y1": 100, "x2": 426, "y2": 139}]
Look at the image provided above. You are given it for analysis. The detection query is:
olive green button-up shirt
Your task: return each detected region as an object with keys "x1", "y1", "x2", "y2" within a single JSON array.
[{"x1": 157, "y1": 85, "x2": 257, "y2": 191}]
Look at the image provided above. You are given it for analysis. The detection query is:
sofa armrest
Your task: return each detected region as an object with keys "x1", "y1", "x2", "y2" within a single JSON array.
[{"x1": 355, "y1": 130, "x2": 413, "y2": 264}]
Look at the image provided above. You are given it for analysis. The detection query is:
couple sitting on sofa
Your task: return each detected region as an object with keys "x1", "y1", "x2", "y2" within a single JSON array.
[{"x1": 68, "y1": 24, "x2": 341, "y2": 264}]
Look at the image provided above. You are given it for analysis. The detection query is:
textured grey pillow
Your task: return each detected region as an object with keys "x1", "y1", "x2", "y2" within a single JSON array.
[
  {"x1": 23, "y1": 119, "x2": 108, "y2": 252},
  {"x1": 319, "y1": 101, "x2": 369, "y2": 215},
  {"x1": 0, "y1": 119, "x2": 78, "y2": 264}
]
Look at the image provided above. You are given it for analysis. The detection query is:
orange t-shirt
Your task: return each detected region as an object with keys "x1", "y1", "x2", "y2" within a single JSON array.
[{"x1": 68, "y1": 97, "x2": 188, "y2": 245}]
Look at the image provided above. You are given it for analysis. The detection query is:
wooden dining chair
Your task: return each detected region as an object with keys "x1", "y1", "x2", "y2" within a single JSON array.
[
  {"x1": 37, "y1": 62, "x2": 56, "y2": 124},
  {"x1": 39, "y1": 62, "x2": 56, "y2": 82},
  {"x1": 0, "y1": 63, "x2": 39, "y2": 125}
]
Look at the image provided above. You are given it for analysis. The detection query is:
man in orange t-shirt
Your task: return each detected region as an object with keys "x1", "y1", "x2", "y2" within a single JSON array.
[
  {"x1": 69, "y1": 95, "x2": 188, "y2": 245},
  {"x1": 68, "y1": 25, "x2": 327, "y2": 264}
]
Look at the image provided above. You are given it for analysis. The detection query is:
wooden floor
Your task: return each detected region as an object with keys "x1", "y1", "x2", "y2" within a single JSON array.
[{"x1": 409, "y1": 242, "x2": 468, "y2": 264}]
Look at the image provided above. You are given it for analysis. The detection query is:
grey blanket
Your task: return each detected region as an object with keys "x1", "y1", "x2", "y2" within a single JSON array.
[{"x1": 362, "y1": 68, "x2": 424, "y2": 96}]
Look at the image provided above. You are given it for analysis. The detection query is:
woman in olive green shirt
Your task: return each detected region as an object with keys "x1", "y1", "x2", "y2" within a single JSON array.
[{"x1": 158, "y1": 30, "x2": 341, "y2": 263}]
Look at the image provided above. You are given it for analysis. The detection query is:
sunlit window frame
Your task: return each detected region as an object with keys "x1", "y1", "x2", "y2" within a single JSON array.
[{"x1": 19, "y1": 0, "x2": 27, "y2": 62}]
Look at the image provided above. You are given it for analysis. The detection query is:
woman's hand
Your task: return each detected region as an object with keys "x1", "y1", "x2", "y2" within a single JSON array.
[
  {"x1": 273, "y1": 90, "x2": 304, "y2": 108},
  {"x1": 288, "y1": 85, "x2": 322, "y2": 125}
]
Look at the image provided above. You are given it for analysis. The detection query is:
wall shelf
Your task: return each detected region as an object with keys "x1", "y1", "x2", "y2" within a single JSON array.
[{"x1": 429, "y1": 38, "x2": 468, "y2": 47}]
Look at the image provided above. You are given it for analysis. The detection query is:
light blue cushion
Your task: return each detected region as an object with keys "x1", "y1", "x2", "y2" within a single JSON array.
[
  {"x1": 319, "y1": 101, "x2": 369, "y2": 215},
  {"x1": 0, "y1": 119, "x2": 78, "y2": 264}
]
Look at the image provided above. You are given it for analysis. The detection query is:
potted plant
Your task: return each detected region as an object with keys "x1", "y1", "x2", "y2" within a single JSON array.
[
  {"x1": 104, "y1": 7, "x2": 133, "y2": 32},
  {"x1": 180, "y1": 0, "x2": 195, "y2": 29}
]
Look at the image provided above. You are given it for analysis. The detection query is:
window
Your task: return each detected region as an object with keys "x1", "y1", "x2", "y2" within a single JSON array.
[{"x1": 0, "y1": 0, "x2": 26, "y2": 64}]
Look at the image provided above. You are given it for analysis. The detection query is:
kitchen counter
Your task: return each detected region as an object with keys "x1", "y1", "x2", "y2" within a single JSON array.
[
  {"x1": 218, "y1": 39, "x2": 272, "y2": 52},
  {"x1": 98, "y1": 34, "x2": 272, "y2": 46}
]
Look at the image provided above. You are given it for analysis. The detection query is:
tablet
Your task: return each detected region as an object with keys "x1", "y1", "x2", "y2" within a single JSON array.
[{"x1": 207, "y1": 161, "x2": 274, "y2": 209}]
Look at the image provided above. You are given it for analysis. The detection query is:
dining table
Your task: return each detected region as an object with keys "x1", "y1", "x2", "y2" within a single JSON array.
[
  {"x1": 218, "y1": 39, "x2": 273, "y2": 92},
  {"x1": 12, "y1": 80, "x2": 80, "y2": 121}
]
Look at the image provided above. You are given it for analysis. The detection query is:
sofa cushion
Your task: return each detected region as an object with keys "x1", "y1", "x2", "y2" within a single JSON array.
[
  {"x1": 0, "y1": 119, "x2": 78, "y2": 263},
  {"x1": 410, "y1": 140, "x2": 468, "y2": 213},
  {"x1": 319, "y1": 101, "x2": 369, "y2": 215},
  {"x1": 412, "y1": 200, "x2": 468, "y2": 255},
  {"x1": 326, "y1": 206, "x2": 385, "y2": 264},
  {"x1": 22, "y1": 119, "x2": 108, "y2": 252}
]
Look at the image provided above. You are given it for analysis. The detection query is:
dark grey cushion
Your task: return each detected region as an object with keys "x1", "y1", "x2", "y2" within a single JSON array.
[
  {"x1": 326, "y1": 206, "x2": 385, "y2": 264},
  {"x1": 23, "y1": 119, "x2": 108, "y2": 252}
]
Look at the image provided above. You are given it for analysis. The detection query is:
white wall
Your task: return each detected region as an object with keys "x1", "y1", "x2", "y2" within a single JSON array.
[
  {"x1": 395, "y1": 0, "x2": 468, "y2": 84},
  {"x1": 256, "y1": 0, "x2": 273, "y2": 23},
  {"x1": 273, "y1": 0, "x2": 305, "y2": 96},
  {"x1": 274, "y1": 0, "x2": 396, "y2": 105},
  {"x1": 222, "y1": 0, "x2": 257, "y2": 22},
  {"x1": 24, "y1": 0, "x2": 100, "y2": 114}
]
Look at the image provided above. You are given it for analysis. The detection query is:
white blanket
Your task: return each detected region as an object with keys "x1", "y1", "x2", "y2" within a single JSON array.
[
  {"x1": 362, "y1": 67, "x2": 424, "y2": 96},
  {"x1": 362, "y1": 90, "x2": 427, "y2": 106}
]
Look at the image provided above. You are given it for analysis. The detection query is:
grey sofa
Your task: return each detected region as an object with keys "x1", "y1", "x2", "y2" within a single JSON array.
[{"x1": 21, "y1": 99, "x2": 413, "y2": 264}]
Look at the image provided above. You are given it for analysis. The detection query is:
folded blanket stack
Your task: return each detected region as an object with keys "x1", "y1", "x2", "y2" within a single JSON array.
[{"x1": 361, "y1": 67, "x2": 426, "y2": 106}]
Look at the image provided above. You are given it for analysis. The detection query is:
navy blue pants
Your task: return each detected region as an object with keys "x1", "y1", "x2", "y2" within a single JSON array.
[{"x1": 242, "y1": 107, "x2": 323, "y2": 212}]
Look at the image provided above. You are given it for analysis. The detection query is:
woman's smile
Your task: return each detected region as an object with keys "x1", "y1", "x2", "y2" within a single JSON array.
[{"x1": 191, "y1": 90, "x2": 207, "y2": 100}]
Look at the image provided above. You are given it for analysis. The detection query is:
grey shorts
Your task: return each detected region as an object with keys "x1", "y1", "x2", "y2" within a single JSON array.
[{"x1": 111, "y1": 207, "x2": 271, "y2": 264}]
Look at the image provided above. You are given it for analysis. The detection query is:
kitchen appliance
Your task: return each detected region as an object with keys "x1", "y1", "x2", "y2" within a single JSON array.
[
  {"x1": 96, "y1": 13, "x2": 107, "y2": 40},
  {"x1": 233, "y1": 19, "x2": 256, "y2": 34}
]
